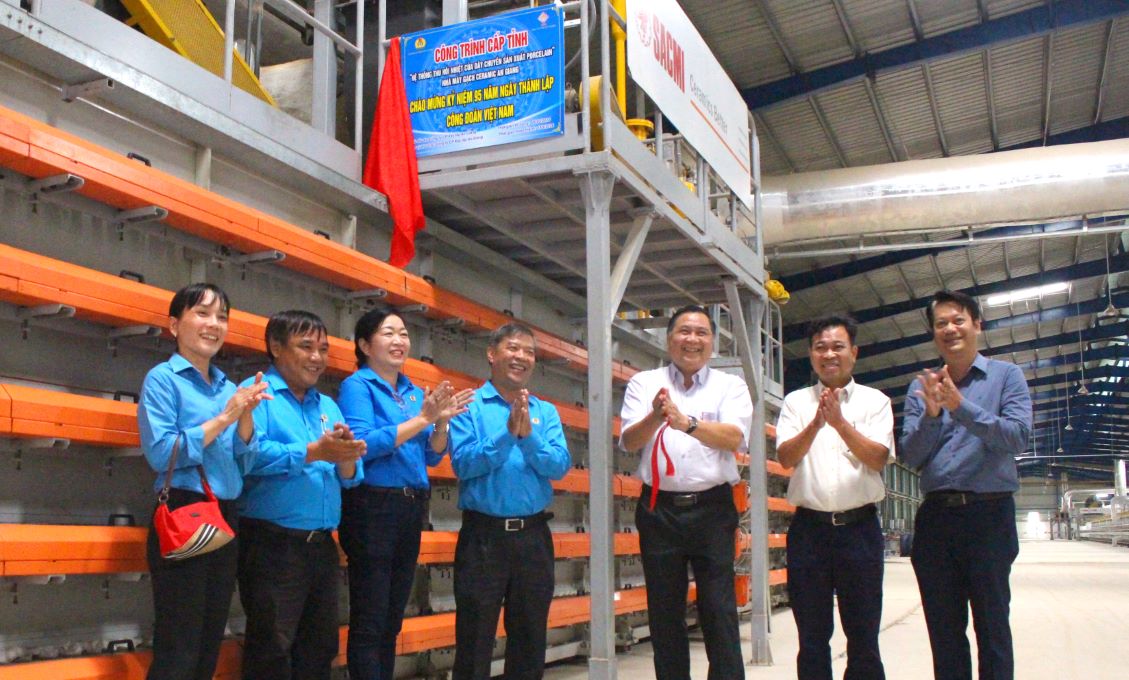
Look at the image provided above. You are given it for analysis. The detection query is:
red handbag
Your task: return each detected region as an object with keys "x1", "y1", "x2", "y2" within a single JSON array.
[{"x1": 153, "y1": 435, "x2": 235, "y2": 560}]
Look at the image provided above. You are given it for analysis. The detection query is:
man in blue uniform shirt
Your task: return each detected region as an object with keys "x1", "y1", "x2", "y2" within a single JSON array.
[
  {"x1": 901, "y1": 290, "x2": 1032, "y2": 680},
  {"x1": 448, "y1": 322, "x2": 571, "y2": 680},
  {"x1": 237, "y1": 310, "x2": 367, "y2": 680}
]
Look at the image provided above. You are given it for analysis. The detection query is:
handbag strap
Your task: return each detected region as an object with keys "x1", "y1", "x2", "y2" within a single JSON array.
[{"x1": 157, "y1": 433, "x2": 218, "y2": 504}]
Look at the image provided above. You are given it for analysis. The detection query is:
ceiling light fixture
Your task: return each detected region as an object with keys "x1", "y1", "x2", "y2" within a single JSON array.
[
  {"x1": 985, "y1": 281, "x2": 1070, "y2": 307},
  {"x1": 1064, "y1": 391, "x2": 1074, "y2": 431},
  {"x1": 1100, "y1": 233, "x2": 1119, "y2": 318},
  {"x1": 1077, "y1": 326, "x2": 1090, "y2": 396},
  {"x1": 1055, "y1": 406, "x2": 1064, "y2": 453}
]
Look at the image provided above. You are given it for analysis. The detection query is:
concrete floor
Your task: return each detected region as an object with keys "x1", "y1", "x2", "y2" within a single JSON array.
[{"x1": 544, "y1": 539, "x2": 1129, "y2": 679}]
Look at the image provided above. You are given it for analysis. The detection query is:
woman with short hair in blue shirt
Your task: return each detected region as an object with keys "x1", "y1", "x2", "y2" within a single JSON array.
[
  {"x1": 137, "y1": 283, "x2": 269, "y2": 680},
  {"x1": 337, "y1": 309, "x2": 473, "y2": 680}
]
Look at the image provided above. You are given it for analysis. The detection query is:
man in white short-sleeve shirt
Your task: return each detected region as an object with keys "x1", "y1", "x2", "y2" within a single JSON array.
[
  {"x1": 776, "y1": 314, "x2": 894, "y2": 680},
  {"x1": 620, "y1": 305, "x2": 753, "y2": 680}
]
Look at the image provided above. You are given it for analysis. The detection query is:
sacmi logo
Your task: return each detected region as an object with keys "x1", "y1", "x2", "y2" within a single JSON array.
[{"x1": 634, "y1": 10, "x2": 685, "y2": 92}]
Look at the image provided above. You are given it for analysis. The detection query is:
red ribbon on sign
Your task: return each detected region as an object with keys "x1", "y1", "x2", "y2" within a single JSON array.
[{"x1": 649, "y1": 423, "x2": 676, "y2": 511}]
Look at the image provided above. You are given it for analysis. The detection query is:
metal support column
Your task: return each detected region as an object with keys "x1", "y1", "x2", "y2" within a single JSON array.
[
  {"x1": 311, "y1": 0, "x2": 336, "y2": 135},
  {"x1": 580, "y1": 169, "x2": 617, "y2": 680},
  {"x1": 443, "y1": 0, "x2": 468, "y2": 24},
  {"x1": 194, "y1": 145, "x2": 212, "y2": 190},
  {"x1": 607, "y1": 211, "x2": 655, "y2": 324},
  {"x1": 723, "y1": 279, "x2": 773, "y2": 666},
  {"x1": 222, "y1": 0, "x2": 236, "y2": 83}
]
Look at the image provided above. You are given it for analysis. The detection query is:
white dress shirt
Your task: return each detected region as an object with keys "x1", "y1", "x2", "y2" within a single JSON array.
[
  {"x1": 619, "y1": 364, "x2": 754, "y2": 492},
  {"x1": 776, "y1": 380, "x2": 895, "y2": 512}
]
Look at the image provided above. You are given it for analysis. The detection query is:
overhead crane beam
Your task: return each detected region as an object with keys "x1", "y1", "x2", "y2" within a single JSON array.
[
  {"x1": 998, "y1": 115, "x2": 1129, "y2": 151},
  {"x1": 858, "y1": 321, "x2": 1129, "y2": 386},
  {"x1": 783, "y1": 249, "x2": 1129, "y2": 344},
  {"x1": 785, "y1": 290, "x2": 1129, "y2": 374},
  {"x1": 775, "y1": 217, "x2": 1125, "y2": 299}
]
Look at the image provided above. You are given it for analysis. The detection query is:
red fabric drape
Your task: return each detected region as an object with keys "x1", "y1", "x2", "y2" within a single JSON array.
[{"x1": 363, "y1": 36, "x2": 425, "y2": 268}]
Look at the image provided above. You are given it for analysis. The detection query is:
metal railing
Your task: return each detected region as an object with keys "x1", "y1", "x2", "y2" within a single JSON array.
[
  {"x1": 586, "y1": 0, "x2": 757, "y2": 240},
  {"x1": 762, "y1": 300, "x2": 784, "y2": 398},
  {"x1": 378, "y1": 0, "x2": 760, "y2": 249},
  {"x1": 1071, "y1": 497, "x2": 1129, "y2": 544},
  {"x1": 219, "y1": 0, "x2": 365, "y2": 152}
]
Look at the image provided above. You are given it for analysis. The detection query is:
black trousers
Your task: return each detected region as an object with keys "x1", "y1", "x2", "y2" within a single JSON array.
[
  {"x1": 787, "y1": 508, "x2": 885, "y2": 680},
  {"x1": 237, "y1": 519, "x2": 341, "y2": 680},
  {"x1": 911, "y1": 495, "x2": 1019, "y2": 680},
  {"x1": 635, "y1": 485, "x2": 744, "y2": 680},
  {"x1": 146, "y1": 490, "x2": 239, "y2": 680},
  {"x1": 338, "y1": 486, "x2": 426, "y2": 680},
  {"x1": 452, "y1": 511, "x2": 556, "y2": 680}
]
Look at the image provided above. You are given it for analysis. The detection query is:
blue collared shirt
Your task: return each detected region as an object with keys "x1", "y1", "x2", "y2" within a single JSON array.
[
  {"x1": 338, "y1": 366, "x2": 442, "y2": 489},
  {"x1": 238, "y1": 367, "x2": 363, "y2": 530},
  {"x1": 900, "y1": 353, "x2": 1032, "y2": 494},
  {"x1": 449, "y1": 381, "x2": 571, "y2": 517},
  {"x1": 138, "y1": 353, "x2": 257, "y2": 500}
]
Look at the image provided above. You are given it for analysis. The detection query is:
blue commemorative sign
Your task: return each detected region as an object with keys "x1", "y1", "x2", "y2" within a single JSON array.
[{"x1": 401, "y1": 6, "x2": 565, "y2": 158}]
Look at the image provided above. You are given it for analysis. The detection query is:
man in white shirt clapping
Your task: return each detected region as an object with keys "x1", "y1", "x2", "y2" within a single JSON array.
[
  {"x1": 620, "y1": 305, "x2": 753, "y2": 680},
  {"x1": 776, "y1": 314, "x2": 894, "y2": 680}
]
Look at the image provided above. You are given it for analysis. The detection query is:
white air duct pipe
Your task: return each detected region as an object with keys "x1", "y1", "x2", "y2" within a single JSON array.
[{"x1": 760, "y1": 139, "x2": 1129, "y2": 247}]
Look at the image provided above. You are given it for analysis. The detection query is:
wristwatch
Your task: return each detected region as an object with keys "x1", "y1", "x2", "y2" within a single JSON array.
[{"x1": 684, "y1": 415, "x2": 699, "y2": 435}]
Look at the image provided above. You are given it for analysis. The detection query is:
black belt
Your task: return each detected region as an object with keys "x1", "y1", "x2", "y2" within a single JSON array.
[
  {"x1": 463, "y1": 510, "x2": 552, "y2": 532},
  {"x1": 926, "y1": 490, "x2": 1012, "y2": 507},
  {"x1": 357, "y1": 485, "x2": 431, "y2": 500},
  {"x1": 797, "y1": 503, "x2": 876, "y2": 526},
  {"x1": 640, "y1": 483, "x2": 732, "y2": 509},
  {"x1": 240, "y1": 518, "x2": 333, "y2": 543}
]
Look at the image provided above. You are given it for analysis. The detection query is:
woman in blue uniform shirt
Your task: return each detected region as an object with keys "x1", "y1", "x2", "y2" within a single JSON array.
[
  {"x1": 137, "y1": 283, "x2": 269, "y2": 680},
  {"x1": 337, "y1": 308, "x2": 473, "y2": 680}
]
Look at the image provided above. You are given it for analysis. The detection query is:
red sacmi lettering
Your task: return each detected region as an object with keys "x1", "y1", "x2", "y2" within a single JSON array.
[
  {"x1": 650, "y1": 16, "x2": 685, "y2": 92},
  {"x1": 434, "y1": 44, "x2": 458, "y2": 63}
]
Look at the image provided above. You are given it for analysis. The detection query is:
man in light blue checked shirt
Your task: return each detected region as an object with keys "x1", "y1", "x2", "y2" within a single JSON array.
[
  {"x1": 448, "y1": 322, "x2": 571, "y2": 680},
  {"x1": 237, "y1": 310, "x2": 366, "y2": 680}
]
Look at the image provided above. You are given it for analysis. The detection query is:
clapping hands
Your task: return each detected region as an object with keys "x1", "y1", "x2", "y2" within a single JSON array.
[
  {"x1": 818, "y1": 387, "x2": 845, "y2": 429},
  {"x1": 224, "y1": 371, "x2": 272, "y2": 424},
  {"x1": 421, "y1": 381, "x2": 476, "y2": 423},
  {"x1": 651, "y1": 387, "x2": 693, "y2": 432},
  {"x1": 308, "y1": 422, "x2": 367, "y2": 464},
  {"x1": 915, "y1": 366, "x2": 962, "y2": 417},
  {"x1": 508, "y1": 389, "x2": 533, "y2": 438}
]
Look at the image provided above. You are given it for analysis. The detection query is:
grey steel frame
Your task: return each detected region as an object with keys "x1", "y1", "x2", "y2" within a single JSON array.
[
  {"x1": 216, "y1": 0, "x2": 364, "y2": 144},
  {"x1": 2, "y1": 0, "x2": 773, "y2": 669},
  {"x1": 1, "y1": 0, "x2": 776, "y2": 671},
  {"x1": 0, "y1": 0, "x2": 375, "y2": 202},
  {"x1": 403, "y1": 0, "x2": 774, "y2": 675}
]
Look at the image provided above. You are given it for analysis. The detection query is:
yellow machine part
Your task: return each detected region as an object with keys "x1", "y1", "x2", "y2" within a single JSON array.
[
  {"x1": 122, "y1": 0, "x2": 277, "y2": 106},
  {"x1": 589, "y1": 75, "x2": 626, "y2": 151},
  {"x1": 766, "y1": 279, "x2": 790, "y2": 305}
]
